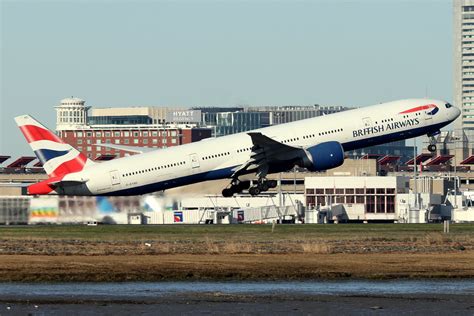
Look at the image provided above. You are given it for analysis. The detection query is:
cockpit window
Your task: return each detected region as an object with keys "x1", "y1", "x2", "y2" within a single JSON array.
[{"x1": 445, "y1": 103, "x2": 453, "y2": 108}]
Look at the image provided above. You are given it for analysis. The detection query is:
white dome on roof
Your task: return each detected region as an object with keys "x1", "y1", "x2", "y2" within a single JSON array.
[{"x1": 60, "y1": 97, "x2": 85, "y2": 106}]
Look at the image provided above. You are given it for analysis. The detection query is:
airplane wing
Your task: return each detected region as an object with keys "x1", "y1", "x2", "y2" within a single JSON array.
[
  {"x1": 232, "y1": 132, "x2": 304, "y2": 178},
  {"x1": 94, "y1": 143, "x2": 156, "y2": 154}
]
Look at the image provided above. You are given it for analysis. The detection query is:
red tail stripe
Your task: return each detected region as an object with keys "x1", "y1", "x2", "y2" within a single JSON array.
[
  {"x1": 50, "y1": 154, "x2": 87, "y2": 177},
  {"x1": 27, "y1": 175, "x2": 64, "y2": 195},
  {"x1": 399, "y1": 104, "x2": 436, "y2": 114},
  {"x1": 19, "y1": 125, "x2": 64, "y2": 144}
]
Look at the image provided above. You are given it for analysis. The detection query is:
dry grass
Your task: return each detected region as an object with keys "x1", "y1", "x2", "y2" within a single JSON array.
[
  {"x1": 300, "y1": 242, "x2": 333, "y2": 254},
  {"x1": 222, "y1": 242, "x2": 254, "y2": 254}
]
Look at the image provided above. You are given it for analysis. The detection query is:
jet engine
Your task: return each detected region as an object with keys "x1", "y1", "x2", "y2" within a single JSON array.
[{"x1": 301, "y1": 141, "x2": 345, "y2": 172}]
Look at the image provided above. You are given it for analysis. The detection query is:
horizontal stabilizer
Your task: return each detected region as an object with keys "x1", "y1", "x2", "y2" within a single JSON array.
[{"x1": 94, "y1": 143, "x2": 156, "y2": 154}]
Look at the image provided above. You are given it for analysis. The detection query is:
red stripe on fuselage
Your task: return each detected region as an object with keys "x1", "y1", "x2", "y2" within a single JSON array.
[
  {"x1": 19, "y1": 125, "x2": 64, "y2": 144},
  {"x1": 399, "y1": 104, "x2": 436, "y2": 114},
  {"x1": 50, "y1": 153, "x2": 87, "y2": 178}
]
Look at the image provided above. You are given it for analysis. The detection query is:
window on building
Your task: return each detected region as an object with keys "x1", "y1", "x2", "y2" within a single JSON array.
[
  {"x1": 124, "y1": 139, "x2": 129, "y2": 144},
  {"x1": 77, "y1": 132, "x2": 83, "y2": 137},
  {"x1": 162, "y1": 139, "x2": 167, "y2": 144},
  {"x1": 96, "y1": 132, "x2": 102, "y2": 137},
  {"x1": 77, "y1": 139, "x2": 83, "y2": 144},
  {"x1": 376, "y1": 196, "x2": 385, "y2": 213},
  {"x1": 307, "y1": 196, "x2": 315, "y2": 207},
  {"x1": 133, "y1": 139, "x2": 139, "y2": 144},
  {"x1": 143, "y1": 139, "x2": 148, "y2": 144},
  {"x1": 346, "y1": 196, "x2": 355, "y2": 204},
  {"x1": 105, "y1": 132, "x2": 111, "y2": 137},
  {"x1": 356, "y1": 195, "x2": 365, "y2": 204},
  {"x1": 143, "y1": 132, "x2": 149, "y2": 137},
  {"x1": 366, "y1": 196, "x2": 375, "y2": 213},
  {"x1": 386, "y1": 195, "x2": 395, "y2": 213},
  {"x1": 316, "y1": 196, "x2": 325, "y2": 206},
  {"x1": 114, "y1": 132, "x2": 120, "y2": 137},
  {"x1": 325, "y1": 188, "x2": 334, "y2": 194},
  {"x1": 171, "y1": 139, "x2": 177, "y2": 144},
  {"x1": 355, "y1": 188, "x2": 364, "y2": 194},
  {"x1": 124, "y1": 131, "x2": 130, "y2": 137},
  {"x1": 115, "y1": 139, "x2": 120, "y2": 144},
  {"x1": 87, "y1": 132, "x2": 92, "y2": 137},
  {"x1": 152, "y1": 131, "x2": 158, "y2": 136},
  {"x1": 152, "y1": 139, "x2": 158, "y2": 144},
  {"x1": 171, "y1": 131, "x2": 177, "y2": 136},
  {"x1": 134, "y1": 132, "x2": 139, "y2": 137}
]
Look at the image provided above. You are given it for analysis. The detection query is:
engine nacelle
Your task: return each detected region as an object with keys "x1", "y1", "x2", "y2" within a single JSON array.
[{"x1": 303, "y1": 141, "x2": 345, "y2": 172}]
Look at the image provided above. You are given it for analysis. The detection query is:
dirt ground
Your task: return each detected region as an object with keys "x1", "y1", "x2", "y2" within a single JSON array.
[
  {"x1": 0, "y1": 252, "x2": 473, "y2": 282},
  {"x1": 0, "y1": 224, "x2": 473, "y2": 281}
]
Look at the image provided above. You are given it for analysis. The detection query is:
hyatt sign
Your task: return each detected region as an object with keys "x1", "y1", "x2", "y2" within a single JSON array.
[{"x1": 166, "y1": 110, "x2": 202, "y2": 123}]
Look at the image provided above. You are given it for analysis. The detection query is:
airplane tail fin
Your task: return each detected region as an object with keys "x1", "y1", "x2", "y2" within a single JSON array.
[{"x1": 14, "y1": 115, "x2": 94, "y2": 178}]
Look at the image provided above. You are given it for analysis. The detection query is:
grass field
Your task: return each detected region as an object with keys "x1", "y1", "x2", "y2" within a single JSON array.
[
  {"x1": 1, "y1": 224, "x2": 473, "y2": 281},
  {"x1": 2, "y1": 223, "x2": 473, "y2": 240}
]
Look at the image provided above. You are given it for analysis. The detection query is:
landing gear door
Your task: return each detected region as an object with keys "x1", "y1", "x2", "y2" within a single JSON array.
[
  {"x1": 189, "y1": 153, "x2": 200, "y2": 169},
  {"x1": 110, "y1": 170, "x2": 121, "y2": 186}
]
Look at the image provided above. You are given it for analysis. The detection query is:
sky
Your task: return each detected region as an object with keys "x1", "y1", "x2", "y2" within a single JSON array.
[{"x1": 1, "y1": 0, "x2": 452, "y2": 156}]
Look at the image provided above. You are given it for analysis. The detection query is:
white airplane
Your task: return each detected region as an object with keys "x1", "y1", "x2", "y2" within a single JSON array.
[{"x1": 15, "y1": 98, "x2": 460, "y2": 197}]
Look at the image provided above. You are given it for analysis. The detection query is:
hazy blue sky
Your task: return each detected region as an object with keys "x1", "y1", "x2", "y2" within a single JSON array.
[{"x1": 1, "y1": 0, "x2": 451, "y2": 156}]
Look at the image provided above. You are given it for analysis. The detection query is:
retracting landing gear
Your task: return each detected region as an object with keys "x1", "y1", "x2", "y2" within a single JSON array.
[
  {"x1": 427, "y1": 132, "x2": 438, "y2": 153},
  {"x1": 248, "y1": 178, "x2": 278, "y2": 196},
  {"x1": 221, "y1": 178, "x2": 278, "y2": 197},
  {"x1": 222, "y1": 180, "x2": 251, "y2": 197}
]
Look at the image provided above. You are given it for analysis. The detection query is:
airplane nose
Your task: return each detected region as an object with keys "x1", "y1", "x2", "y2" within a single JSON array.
[{"x1": 454, "y1": 107, "x2": 461, "y2": 119}]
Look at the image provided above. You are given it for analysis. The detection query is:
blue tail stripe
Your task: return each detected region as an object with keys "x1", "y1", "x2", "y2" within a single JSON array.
[{"x1": 34, "y1": 149, "x2": 70, "y2": 163}]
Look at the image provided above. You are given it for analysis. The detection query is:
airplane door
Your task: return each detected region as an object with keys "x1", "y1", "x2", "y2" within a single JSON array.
[
  {"x1": 362, "y1": 117, "x2": 372, "y2": 127},
  {"x1": 362, "y1": 117, "x2": 374, "y2": 145},
  {"x1": 110, "y1": 170, "x2": 121, "y2": 186},
  {"x1": 189, "y1": 153, "x2": 200, "y2": 169}
]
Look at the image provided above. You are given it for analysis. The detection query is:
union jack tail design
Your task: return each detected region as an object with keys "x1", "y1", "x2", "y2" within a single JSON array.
[{"x1": 14, "y1": 115, "x2": 94, "y2": 178}]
